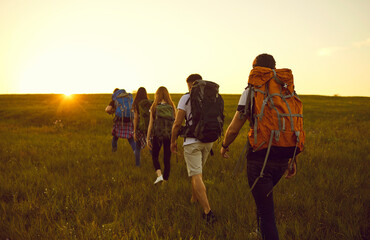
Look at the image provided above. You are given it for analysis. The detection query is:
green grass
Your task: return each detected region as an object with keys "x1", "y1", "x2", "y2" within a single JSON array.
[{"x1": 0, "y1": 94, "x2": 369, "y2": 239}]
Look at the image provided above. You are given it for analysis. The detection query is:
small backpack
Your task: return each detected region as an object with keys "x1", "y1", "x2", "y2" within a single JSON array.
[
  {"x1": 183, "y1": 80, "x2": 224, "y2": 143},
  {"x1": 138, "y1": 99, "x2": 153, "y2": 133},
  {"x1": 112, "y1": 89, "x2": 133, "y2": 122},
  {"x1": 153, "y1": 103, "x2": 174, "y2": 139}
]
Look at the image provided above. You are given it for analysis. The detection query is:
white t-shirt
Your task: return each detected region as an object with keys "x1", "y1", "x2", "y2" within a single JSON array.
[
  {"x1": 177, "y1": 93, "x2": 200, "y2": 146},
  {"x1": 237, "y1": 88, "x2": 250, "y2": 113}
]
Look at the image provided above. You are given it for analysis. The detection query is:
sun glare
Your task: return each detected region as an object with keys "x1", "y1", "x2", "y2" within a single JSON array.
[{"x1": 64, "y1": 93, "x2": 73, "y2": 98}]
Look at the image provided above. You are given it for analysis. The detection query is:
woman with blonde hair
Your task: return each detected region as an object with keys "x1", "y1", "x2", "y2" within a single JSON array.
[{"x1": 147, "y1": 86, "x2": 176, "y2": 184}]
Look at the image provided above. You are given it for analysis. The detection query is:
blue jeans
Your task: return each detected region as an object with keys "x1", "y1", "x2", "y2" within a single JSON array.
[
  {"x1": 247, "y1": 148, "x2": 289, "y2": 240},
  {"x1": 112, "y1": 136, "x2": 140, "y2": 166}
]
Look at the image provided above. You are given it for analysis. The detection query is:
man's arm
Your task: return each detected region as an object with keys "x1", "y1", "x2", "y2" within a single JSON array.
[
  {"x1": 105, "y1": 100, "x2": 115, "y2": 114},
  {"x1": 220, "y1": 111, "x2": 247, "y2": 158},
  {"x1": 170, "y1": 109, "x2": 186, "y2": 153},
  {"x1": 285, "y1": 157, "x2": 297, "y2": 179}
]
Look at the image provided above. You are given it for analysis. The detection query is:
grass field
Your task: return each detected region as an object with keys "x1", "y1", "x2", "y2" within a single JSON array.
[{"x1": 0, "y1": 94, "x2": 369, "y2": 240}]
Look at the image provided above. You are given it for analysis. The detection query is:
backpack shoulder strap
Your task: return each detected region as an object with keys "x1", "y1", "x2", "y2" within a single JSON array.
[
  {"x1": 272, "y1": 69, "x2": 288, "y2": 88},
  {"x1": 184, "y1": 92, "x2": 190, "y2": 105}
]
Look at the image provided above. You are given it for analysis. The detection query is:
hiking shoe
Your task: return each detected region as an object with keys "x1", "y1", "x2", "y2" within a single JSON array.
[
  {"x1": 112, "y1": 147, "x2": 117, "y2": 152},
  {"x1": 154, "y1": 175, "x2": 163, "y2": 184},
  {"x1": 203, "y1": 210, "x2": 217, "y2": 224}
]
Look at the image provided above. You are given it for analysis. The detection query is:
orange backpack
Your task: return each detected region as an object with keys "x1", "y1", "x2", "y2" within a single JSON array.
[
  {"x1": 244, "y1": 66, "x2": 305, "y2": 157},
  {"x1": 236, "y1": 67, "x2": 305, "y2": 190}
]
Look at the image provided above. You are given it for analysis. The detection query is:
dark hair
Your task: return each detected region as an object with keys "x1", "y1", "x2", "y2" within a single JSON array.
[
  {"x1": 253, "y1": 53, "x2": 276, "y2": 69},
  {"x1": 133, "y1": 87, "x2": 148, "y2": 111},
  {"x1": 111, "y1": 88, "x2": 120, "y2": 100},
  {"x1": 186, "y1": 74, "x2": 202, "y2": 84}
]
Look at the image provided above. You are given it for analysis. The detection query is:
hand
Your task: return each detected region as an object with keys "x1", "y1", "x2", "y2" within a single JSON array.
[
  {"x1": 220, "y1": 146, "x2": 230, "y2": 158},
  {"x1": 105, "y1": 105, "x2": 114, "y2": 114},
  {"x1": 170, "y1": 142, "x2": 178, "y2": 154},
  {"x1": 285, "y1": 159, "x2": 297, "y2": 179},
  {"x1": 147, "y1": 138, "x2": 152, "y2": 151}
]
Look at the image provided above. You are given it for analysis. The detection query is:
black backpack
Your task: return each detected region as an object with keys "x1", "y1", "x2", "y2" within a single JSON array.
[{"x1": 182, "y1": 80, "x2": 224, "y2": 142}]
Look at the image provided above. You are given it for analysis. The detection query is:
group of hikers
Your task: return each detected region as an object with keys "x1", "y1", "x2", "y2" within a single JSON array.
[{"x1": 104, "y1": 53, "x2": 305, "y2": 240}]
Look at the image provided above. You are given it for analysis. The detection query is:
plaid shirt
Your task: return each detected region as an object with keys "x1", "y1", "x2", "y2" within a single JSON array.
[
  {"x1": 135, "y1": 129, "x2": 147, "y2": 149},
  {"x1": 112, "y1": 120, "x2": 133, "y2": 139}
]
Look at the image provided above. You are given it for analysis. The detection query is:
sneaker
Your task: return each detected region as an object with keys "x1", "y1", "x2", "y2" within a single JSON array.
[
  {"x1": 154, "y1": 175, "x2": 163, "y2": 184},
  {"x1": 202, "y1": 210, "x2": 217, "y2": 224}
]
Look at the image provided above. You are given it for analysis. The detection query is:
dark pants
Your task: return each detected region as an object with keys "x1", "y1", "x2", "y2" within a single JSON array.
[
  {"x1": 247, "y1": 148, "x2": 289, "y2": 240},
  {"x1": 151, "y1": 136, "x2": 171, "y2": 180}
]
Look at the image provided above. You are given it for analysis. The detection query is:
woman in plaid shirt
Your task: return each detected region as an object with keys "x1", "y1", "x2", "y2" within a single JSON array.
[{"x1": 108, "y1": 88, "x2": 137, "y2": 165}]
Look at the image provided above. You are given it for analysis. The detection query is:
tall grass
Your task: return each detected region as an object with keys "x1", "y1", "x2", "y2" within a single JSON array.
[{"x1": 0, "y1": 94, "x2": 369, "y2": 239}]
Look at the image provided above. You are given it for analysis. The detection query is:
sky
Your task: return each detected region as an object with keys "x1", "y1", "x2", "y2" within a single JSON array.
[{"x1": 0, "y1": 0, "x2": 369, "y2": 96}]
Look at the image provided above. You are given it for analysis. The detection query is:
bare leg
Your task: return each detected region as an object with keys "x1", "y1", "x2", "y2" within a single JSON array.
[
  {"x1": 191, "y1": 174, "x2": 211, "y2": 214},
  {"x1": 191, "y1": 184, "x2": 198, "y2": 203}
]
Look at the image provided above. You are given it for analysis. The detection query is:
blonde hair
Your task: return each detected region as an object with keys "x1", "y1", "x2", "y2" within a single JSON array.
[{"x1": 150, "y1": 86, "x2": 176, "y2": 117}]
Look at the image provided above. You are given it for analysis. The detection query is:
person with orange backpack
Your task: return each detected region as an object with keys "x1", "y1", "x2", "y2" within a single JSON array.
[{"x1": 221, "y1": 54, "x2": 305, "y2": 240}]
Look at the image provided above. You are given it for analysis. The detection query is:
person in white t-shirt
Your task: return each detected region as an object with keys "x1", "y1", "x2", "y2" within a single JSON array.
[{"x1": 170, "y1": 74, "x2": 216, "y2": 224}]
